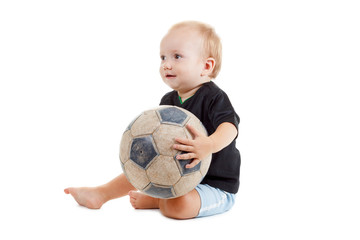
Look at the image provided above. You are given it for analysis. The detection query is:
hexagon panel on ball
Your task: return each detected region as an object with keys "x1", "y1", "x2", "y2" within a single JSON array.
[
  {"x1": 124, "y1": 160, "x2": 150, "y2": 191},
  {"x1": 146, "y1": 155, "x2": 181, "y2": 185},
  {"x1": 119, "y1": 130, "x2": 132, "y2": 164},
  {"x1": 153, "y1": 124, "x2": 187, "y2": 157},
  {"x1": 173, "y1": 171, "x2": 202, "y2": 197},
  {"x1": 131, "y1": 110, "x2": 160, "y2": 137}
]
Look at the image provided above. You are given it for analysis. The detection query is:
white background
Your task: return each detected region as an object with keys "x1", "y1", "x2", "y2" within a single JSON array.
[{"x1": 1, "y1": 0, "x2": 359, "y2": 239}]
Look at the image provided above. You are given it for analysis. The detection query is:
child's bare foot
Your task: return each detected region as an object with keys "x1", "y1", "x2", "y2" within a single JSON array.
[
  {"x1": 64, "y1": 187, "x2": 106, "y2": 209},
  {"x1": 128, "y1": 191, "x2": 159, "y2": 209}
]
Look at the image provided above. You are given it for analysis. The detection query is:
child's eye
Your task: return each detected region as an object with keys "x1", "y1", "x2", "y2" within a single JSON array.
[
  {"x1": 175, "y1": 54, "x2": 182, "y2": 59},
  {"x1": 160, "y1": 55, "x2": 166, "y2": 61}
]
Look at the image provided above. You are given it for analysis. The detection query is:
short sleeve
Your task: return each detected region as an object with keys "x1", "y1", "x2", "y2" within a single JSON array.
[
  {"x1": 208, "y1": 90, "x2": 240, "y2": 132},
  {"x1": 159, "y1": 91, "x2": 176, "y2": 106}
]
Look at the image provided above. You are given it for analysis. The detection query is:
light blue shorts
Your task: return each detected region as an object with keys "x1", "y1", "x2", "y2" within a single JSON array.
[{"x1": 195, "y1": 184, "x2": 236, "y2": 218}]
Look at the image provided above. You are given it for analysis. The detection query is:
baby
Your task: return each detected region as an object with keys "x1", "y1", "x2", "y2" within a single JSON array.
[{"x1": 65, "y1": 21, "x2": 241, "y2": 219}]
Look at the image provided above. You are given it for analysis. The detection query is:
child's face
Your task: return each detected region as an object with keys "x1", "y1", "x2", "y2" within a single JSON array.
[{"x1": 159, "y1": 28, "x2": 208, "y2": 95}]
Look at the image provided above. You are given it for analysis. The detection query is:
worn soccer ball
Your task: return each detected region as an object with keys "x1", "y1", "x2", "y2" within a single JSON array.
[{"x1": 119, "y1": 105, "x2": 212, "y2": 199}]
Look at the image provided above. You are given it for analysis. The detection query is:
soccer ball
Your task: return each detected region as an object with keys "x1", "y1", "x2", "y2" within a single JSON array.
[{"x1": 119, "y1": 105, "x2": 212, "y2": 199}]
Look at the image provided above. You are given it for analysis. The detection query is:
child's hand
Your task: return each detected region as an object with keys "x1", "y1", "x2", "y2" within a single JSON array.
[{"x1": 173, "y1": 124, "x2": 214, "y2": 168}]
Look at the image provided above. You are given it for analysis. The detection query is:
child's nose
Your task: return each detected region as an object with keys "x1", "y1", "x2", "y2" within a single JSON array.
[{"x1": 162, "y1": 61, "x2": 172, "y2": 70}]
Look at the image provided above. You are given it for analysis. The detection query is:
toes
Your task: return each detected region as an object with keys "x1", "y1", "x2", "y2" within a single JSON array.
[
  {"x1": 129, "y1": 198, "x2": 137, "y2": 209},
  {"x1": 64, "y1": 187, "x2": 75, "y2": 195},
  {"x1": 128, "y1": 191, "x2": 137, "y2": 208},
  {"x1": 128, "y1": 190, "x2": 138, "y2": 199}
]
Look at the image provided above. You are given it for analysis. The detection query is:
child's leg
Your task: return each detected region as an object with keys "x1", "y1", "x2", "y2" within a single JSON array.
[
  {"x1": 64, "y1": 173, "x2": 136, "y2": 209},
  {"x1": 159, "y1": 189, "x2": 201, "y2": 219},
  {"x1": 129, "y1": 189, "x2": 201, "y2": 220},
  {"x1": 65, "y1": 173, "x2": 201, "y2": 219}
]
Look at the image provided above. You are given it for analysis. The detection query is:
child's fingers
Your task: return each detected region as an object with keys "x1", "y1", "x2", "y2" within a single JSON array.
[
  {"x1": 173, "y1": 143, "x2": 194, "y2": 152},
  {"x1": 176, "y1": 152, "x2": 196, "y2": 160},
  {"x1": 175, "y1": 137, "x2": 194, "y2": 145},
  {"x1": 186, "y1": 159, "x2": 201, "y2": 168},
  {"x1": 186, "y1": 124, "x2": 201, "y2": 137}
]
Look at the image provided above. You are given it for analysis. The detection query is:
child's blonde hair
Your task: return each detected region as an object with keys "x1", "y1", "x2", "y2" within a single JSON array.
[{"x1": 169, "y1": 21, "x2": 222, "y2": 79}]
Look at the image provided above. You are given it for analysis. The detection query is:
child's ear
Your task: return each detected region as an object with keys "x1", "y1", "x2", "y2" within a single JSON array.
[{"x1": 201, "y1": 57, "x2": 216, "y2": 77}]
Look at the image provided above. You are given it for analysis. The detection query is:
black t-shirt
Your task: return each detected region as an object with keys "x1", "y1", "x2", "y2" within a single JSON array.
[{"x1": 160, "y1": 81, "x2": 240, "y2": 194}]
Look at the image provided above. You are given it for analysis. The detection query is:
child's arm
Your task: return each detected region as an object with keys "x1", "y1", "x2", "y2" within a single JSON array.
[{"x1": 174, "y1": 122, "x2": 238, "y2": 168}]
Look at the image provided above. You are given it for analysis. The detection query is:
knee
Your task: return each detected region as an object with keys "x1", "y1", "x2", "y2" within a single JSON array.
[
  {"x1": 159, "y1": 193, "x2": 199, "y2": 220},
  {"x1": 159, "y1": 197, "x2": 188, "y2": 220}
]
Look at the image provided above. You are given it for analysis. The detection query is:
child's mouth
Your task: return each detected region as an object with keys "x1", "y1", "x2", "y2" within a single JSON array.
[{"x1": 166, "y1": 74, "x2": 177, "y2": 79}]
